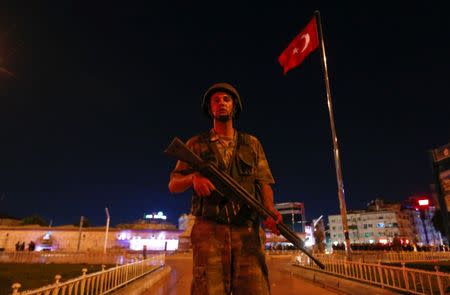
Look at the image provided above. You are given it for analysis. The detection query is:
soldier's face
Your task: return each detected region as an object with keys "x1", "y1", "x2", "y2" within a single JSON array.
[{"x1": 210, "y1": 92, "x2": 234, "y2": 122}]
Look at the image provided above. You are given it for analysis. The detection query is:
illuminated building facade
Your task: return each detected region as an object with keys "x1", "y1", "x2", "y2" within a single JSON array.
[
  {"x1": 0, "y1": 211, "x2": 187, "y2": 252},
  {"x1": 328, "y1": 210, "x2": 413, "y2": 245},
  {"x1": 402, "y1": 196, "x2": 442, "y2": 246},
  {"x1": 328, "y1": 198, "x2": 442, "y2": 246},
  {"x1": 275, "y1": 202, "x2": 305, "y2": 233},
  {"x1": 431, "y1": 142, "x2": 450, "y2": 243}
]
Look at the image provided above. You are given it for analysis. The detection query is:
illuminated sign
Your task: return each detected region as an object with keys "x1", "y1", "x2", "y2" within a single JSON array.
[
  {"x1": 418, "y1": 199, "x2": 429, "y2": 206},
  {"x1": 144, "y1": 211, "x2": 167, "y2": 220}
]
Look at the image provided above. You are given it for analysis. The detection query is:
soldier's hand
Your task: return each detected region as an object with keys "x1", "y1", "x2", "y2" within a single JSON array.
[
  {"x1": 263, "y1": 209, "x2": 282, "y2": 235},
  {"x1": 192, "y1": 173, "x2": 216, "y2": 197}
]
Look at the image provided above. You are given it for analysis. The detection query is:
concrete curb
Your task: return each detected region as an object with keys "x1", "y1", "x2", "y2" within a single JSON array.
[
  {"x1": 112, "y1": 265, "x2": 172, "y2": 295},
  {"x1": 287, "y1": 265, "x2": 401, "y2": 295}
]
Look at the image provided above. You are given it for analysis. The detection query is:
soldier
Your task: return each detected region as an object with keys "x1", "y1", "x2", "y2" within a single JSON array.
[{"x1": 169, "y1": 82, "x2": 282, "y2": 295}]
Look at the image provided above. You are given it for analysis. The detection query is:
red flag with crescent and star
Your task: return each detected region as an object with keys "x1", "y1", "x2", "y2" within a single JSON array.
[{"x1": 278, "y1": 17, "x2": 319, "y2": 74}]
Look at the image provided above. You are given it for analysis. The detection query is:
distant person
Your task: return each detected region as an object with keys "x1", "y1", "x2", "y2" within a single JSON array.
[
  {"x1": 169, "y1": 82, "x2": 282, "y2": 295},
  {"x1": 15, "y1": 241, "x2": 20, "y2": 251},
  {"x1": 142, "y1": 245, "x2": 147, "y2": 259},
  {"x1": 28, "y1": 241, "x2": 35, "y2": 251},
  {"x1": 20, "y1": 242, "x2": 25, "y2": 251}
]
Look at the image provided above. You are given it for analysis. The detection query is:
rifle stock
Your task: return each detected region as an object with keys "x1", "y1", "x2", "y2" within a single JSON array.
[{"x1": 165, "y1": 137, "x2": 325, "y2": 269}]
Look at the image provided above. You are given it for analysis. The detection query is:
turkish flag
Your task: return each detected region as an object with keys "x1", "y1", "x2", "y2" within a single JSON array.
[{"x1": 278, "y1": 17, "x2": 319, "y2": 74}]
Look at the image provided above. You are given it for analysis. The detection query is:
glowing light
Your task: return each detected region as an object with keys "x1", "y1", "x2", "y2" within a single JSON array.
[
  {"x1": 129, "y1": 238, "x2": 178, "y2": 251},
  {"x1": 43, "y1": 232, "x2": 51, "y2": 240},
  {"x1": 144, "y1": 211, "x2": 167, "y2": 220},
  {"x1": 304, "y1": 238, "x2": 313, "y2": 247},
  {"x1": 117, "y1": 231, "x2": 132, "y2": 240},
  {"x1": 379, "y1": 239, "x2": 388, "y2": 244},
  {"x1": 418, "y1": 199, "x2": 429, "y2": 206}
]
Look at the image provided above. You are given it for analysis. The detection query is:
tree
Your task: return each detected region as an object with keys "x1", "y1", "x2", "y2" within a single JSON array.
[
  {"x1": 432, "y1": 209, "x2": 449, "y2": 237},
  {"x1": 73, "y1": 217, "x2": 90, "y2": 228},
  {"x1": 21, "y1": 214, "x2": 48, "y2": 226}
]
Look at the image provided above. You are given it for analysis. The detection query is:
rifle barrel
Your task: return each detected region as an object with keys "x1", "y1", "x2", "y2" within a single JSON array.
[
  {"x1": 165, "y1": 137, "x2": 325, "y2": 269},
  {"x1": 206, "y1": 163, "x2": 325, "y2": 269}
]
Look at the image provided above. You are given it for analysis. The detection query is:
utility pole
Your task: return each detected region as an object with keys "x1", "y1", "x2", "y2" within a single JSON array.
[
  {"x1": 103, "y1": 208, "x2": 110, "y2": 254},
  {"x1": 77, "y1": 216, "x2": 84, "y2": 252}
]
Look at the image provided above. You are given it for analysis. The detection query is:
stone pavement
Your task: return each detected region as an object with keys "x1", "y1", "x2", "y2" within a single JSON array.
[{"x1": 142, "y1": 253, "x2": 340, "y2": 295}]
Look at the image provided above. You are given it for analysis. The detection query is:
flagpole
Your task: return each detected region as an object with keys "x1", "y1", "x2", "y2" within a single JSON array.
[{"x1": 314, "y1": 10, "x2": 352, "y2": 257}]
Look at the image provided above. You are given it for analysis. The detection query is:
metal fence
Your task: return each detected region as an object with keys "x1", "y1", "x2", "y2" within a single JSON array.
[
  {"x1": 329, "y1": 251, "x2": 450, "y2": 263},
  {"x1": 0, "y1": 251, "x2": 143, "y2": 265},
  {"x1": 267, "y1": 249, "x2": 450, "y2": 263},
  {"x1": 9, "y1": 254, "x2": 165, "y2": 295},
  {"x1": 295, "y1": 254, "x2": 450, "y2": 295}
]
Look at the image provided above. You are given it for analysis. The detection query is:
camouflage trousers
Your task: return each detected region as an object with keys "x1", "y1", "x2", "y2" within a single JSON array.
[{"x1": 190, "y1": 218, "x2": 270, "y2": 295}]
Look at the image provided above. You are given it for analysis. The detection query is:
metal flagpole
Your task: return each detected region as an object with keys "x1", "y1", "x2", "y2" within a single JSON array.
[{"x1": 314, "y1": 10, "x2": 352, "y2": 256}]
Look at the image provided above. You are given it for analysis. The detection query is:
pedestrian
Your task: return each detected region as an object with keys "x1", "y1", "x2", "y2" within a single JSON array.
[{"x1": 169, "y1": 82, "x2": 282, "y2": 295}]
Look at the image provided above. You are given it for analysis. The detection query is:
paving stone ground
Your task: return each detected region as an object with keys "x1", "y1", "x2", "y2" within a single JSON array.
[{"x1": 142, "y1": 253, "x2": 340, "y2": 295}]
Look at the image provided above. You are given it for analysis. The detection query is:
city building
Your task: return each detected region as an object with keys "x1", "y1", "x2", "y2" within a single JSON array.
[
  {"x1": 328, "y1": 198, "x2": 441, "y2": 246},
  {"x1": 402, "y1": 196, "x2": 442, "y2": 246},
  {"x1": 177, "y1": 214, "x2": 196, "y2": 250},
  {"x1": 431, "y1": 143, "x2": 450, "y2": 211},
  {"x1": 275, "y1": 202, "x2": 305, "y2": 233},
  {"x1": 431, "y1": 142, "x2": 450, "y2": 244},
  {"x1": 116, "y1": 211, "x2": 176, "y2": 230},
  {"x1": 0, "y1": 211, "x2": 185, "y2": 252}
]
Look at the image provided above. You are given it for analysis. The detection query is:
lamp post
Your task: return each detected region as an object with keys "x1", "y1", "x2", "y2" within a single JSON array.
[
  {"x1": 77, "y1": 216, "x2": 84, "y2": 252},
  {"x1": 103, "y1": 207, "x2": 110, "y2": 254}
]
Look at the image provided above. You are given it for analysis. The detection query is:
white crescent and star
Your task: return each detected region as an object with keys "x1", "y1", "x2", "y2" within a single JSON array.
[
  {"x1": 292, "y1": 33, "x2": 310, "y2": 55},
  {"x1": 300, "y1": 33, "x2": 310, "y2": 52}
]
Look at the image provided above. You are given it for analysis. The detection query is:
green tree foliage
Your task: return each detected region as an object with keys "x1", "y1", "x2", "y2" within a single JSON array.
[
  {"x1": 432, "y1": 209, "x2": 449, "y2": 236},
  {"x1": 73, "y1": 217, "x2": 90, "y2": 228},
  {"x1": 21, "y1": 214, "x2": 48, "y2": 226}
]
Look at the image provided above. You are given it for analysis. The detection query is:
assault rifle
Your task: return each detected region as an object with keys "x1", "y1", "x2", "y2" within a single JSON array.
[{"x1": 164, "y1": 137, "x2": 325, "y2": 269}]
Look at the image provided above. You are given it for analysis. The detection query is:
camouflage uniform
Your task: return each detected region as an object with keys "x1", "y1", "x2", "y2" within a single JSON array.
[{"x1": 171, "y1": 129, "x2": 274, "y2": 295}]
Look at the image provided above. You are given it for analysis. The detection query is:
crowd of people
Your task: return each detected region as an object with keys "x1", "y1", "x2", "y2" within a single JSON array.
[
  {"x1": 15, "y1": 241, "x2": 35, "y2": 251},
  {"x1": 332, "y1": 242, "x2": 449, "y2": 252}
]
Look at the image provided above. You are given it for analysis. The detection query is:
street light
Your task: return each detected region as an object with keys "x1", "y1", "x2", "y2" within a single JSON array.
[
  {"x1": 417, "y1": 197, "x2": 430, "y2": 245},
  {"x1": 77, "y1": 216, "x2": 84, "y2": 252},
  {"x1": 104, "y1": 207, "x2": 110, "y2": 254}
]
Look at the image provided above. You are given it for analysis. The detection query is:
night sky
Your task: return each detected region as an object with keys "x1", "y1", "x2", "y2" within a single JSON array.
[{"x1": 0, "y1": 1, "x2": 449, "y2": 226}]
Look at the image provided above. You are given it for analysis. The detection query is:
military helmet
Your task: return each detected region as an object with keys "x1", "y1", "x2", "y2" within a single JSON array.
[{"x1": 202, "y1": 82, "x2": 243, "y2": 118}]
